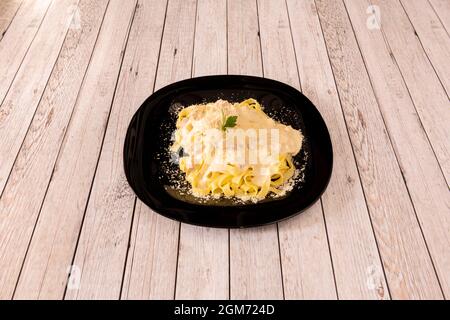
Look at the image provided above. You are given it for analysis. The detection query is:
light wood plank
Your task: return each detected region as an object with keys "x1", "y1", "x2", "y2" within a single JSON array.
[
  {"x1": 345, "y1": 0, "x2": 450, "y2": 298},
  {"x1": 400, "y1": 0, "x2": 450, "y2": 95},
  {"x1": 370, "y1": 0, "x2": 450, "y2": 185},
  {"x1": 175, "y1": 0, "x2": 229, "y2": 300},
  {"x1": 10, "y1": 0, "x2": 110, "y2": 300},
  {"x1": 121, "y1": 0, "x2": 196, "y2": 300},
  {"x1": 0, "y1": 0, "x2": 77, "y2": 196},
  {"x1": 0, "y1": 0, "x2": 22, "y2": 41},
  {"x1": 43, "y1": 0, "x2": 136, "y2": 300},
  {"x1": 0, "y1": 0, "x2": 82, "y2": 299},
  {"x1": 316, "y1": 0, "x2": 443, "y2": 299},
  {"x1": 0, "y1": 0, "x2": 136, "y2": 300},
  {"x1": 227, "y1": 0, "x2": 283, "y2": 300},
  {"x1": 429, "y1": 0, "x2": 450, "y2": 32},
  {"x1": 278, "y1": 205, "x2": 336, "y2": 299},
  {"x1": 257, "y1": 0, "x2": 336, "y2": 299},
  {"x1": 121, "y1": 205, "x2": 180, "y2": 300},
  {"x1": 0, "y1": 0, "x2": 51, "y2": 101},
  {"x1": 227, "y1": 0, "x2": 263, "y2": 77},
  {"x1": 286, "y1": 0, "x2": 388, "y2": 299},
  {"x1": 377, "y1": 0, "x2": 450, "y2": 168},
  {"x1": 190, "y1": 0, "x2": 227, "y2": 77},
  {"x1": 63, "y1": 0, "x2": 167, "y2": 300}
]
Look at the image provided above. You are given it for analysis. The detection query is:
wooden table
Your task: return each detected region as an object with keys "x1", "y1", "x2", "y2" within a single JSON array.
[{"x1": 0, "y1": 0, "x2": 448, "y2": 300}]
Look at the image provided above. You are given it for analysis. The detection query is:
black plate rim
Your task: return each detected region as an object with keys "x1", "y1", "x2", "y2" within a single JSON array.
[{"x1": 123, "y1": 75, "x2": 333, "y2": 228}]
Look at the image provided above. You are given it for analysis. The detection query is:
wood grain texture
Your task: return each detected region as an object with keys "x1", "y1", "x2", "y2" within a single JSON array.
[
  {"x1": 0, "y1": 0, "x2": 68, "y2": 193},
  {"x1": 175, "y1": 0, "x2": 229, "y2": 300},
  {"x1": 0, "y1": 0, "x2": 447, "y2": 300},
  {"x1": 0, "y1": 0, "x2": 22, "y2": 41},
  {"x1": 257, "y1": 0, "x2": 336, "y2": 299},
  {"x1": 121, "y1": 0, "x2": 196, "y2": 300},
  {"x1": 121, "y1": 204, "x2": 180, "y2": 300},
  {"x1": 46, "y1": 0, "x2": 136, "y2": 300},
  {"x1": 345, "y1": 0, "x2": 450, "y2": 299},
  {"x1": 227, "y1": 0, "x2": 283, "y2": 300},
  {"x1": 370, "y1": 0, "x2": 450, "y2": 185},
  {"x1": 1, "y1": 0, "x2": 136, "y2": 300},
  {"x1": 0, "y1": 0, "x2": 81, "y2": 300},
  {"x1": 227, "y1": 0, "x2": 263, "y2": 76},
  {"x1": 286, "y1": 0, "x2": 388, "y2": 299},
  {"x1": 400, "y1": 0, "x2": 450, "y2": 95},
  {"x1": 0, "y1": 0, "x2": 51, "y2": 101},
  {"x1": 190, "y1": 0, "x2": 227, "y2": 77},
  {"x1": 316, "y1": 0, "x2": 443, "y2": 299},
  {"x1": 65, "y1": 0, "x2": 167, "y2": 300},
  {"x1": 429, "y1": 0, "x2": 450, "y2": 32},
  {"x1": 8, "y1": 0, "x2": 110, "y2": 300}
]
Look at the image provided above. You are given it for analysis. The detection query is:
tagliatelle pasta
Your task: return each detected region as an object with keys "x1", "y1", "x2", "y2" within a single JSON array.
[{"x1": 170, "y1": 99, "x2": 303, "y2": 201}]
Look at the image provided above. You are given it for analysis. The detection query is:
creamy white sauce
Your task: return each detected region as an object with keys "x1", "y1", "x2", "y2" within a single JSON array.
[{"x1": 174, "y1": 100, "x2": 303, "y2": 190}]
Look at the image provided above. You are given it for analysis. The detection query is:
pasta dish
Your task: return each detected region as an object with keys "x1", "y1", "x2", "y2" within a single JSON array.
[{"x1": 170, "y1": 99, "x2": 303, "y2": 201}]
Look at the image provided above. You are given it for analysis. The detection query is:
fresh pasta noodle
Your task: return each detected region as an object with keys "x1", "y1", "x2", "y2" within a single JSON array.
[{"x1": 171, "y1": 99, "x2": 303, "y2": 201}]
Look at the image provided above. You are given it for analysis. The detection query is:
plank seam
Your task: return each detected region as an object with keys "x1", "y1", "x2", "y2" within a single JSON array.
[
  {"x1": 62, "y1": 0, "x2": 140, "y2": 299},
  {"x1": 173, "y1": 223, "x2": 182, "y2": 300},
  {"x1": 174, "y1": 0, "x2": 199, "y2": 300},
  {"x1": 364, "y1": 0, "x2": 447, "y2": 297},
  {"x1": 398, "y1": 0, "x2": 450, "y2": 99},
  {"x1": 313, "y1": 0, "x2": 391, "y2": 299},
  {"x1": 0, "y1": 0, "x2": 57, "y2": 200},
  {"x1": 121, "y1": 198, "x2": 140, "y2": 299},
  {"x1": 118, "y1": 0, "x2": 170, "y2": 300},
  {"x1": 285, "y1": 0, "x2": 339, "y2": 299},
  {"x1": 392, "y1": 0, "x2": 450, "y2": 188},
  {"x1": 119, "y1": 197, "x2": 138, "y2": 299},
  {"x1": 427, "y1": 0, "x2": 450, "y2": 36},
  {"x1": 30, "y1": 0, "x2": 112, "y2": 300},
  {"x1": 284, "y1": 0, "x2": 302, "y2": 91},
  {"x1": 7, "y1": 0, "x2": 86, "y2": 299},
  {"x1": 0, "y1": 0, "x2": 53, "y2": 109},
  {"x1": 342, "y1": 0, "x2": 443, "y2": 298},
  {"x1": 366, "y1": 1, "x2": 448, "y2": 186},
  {"x1": 275, "y1": 224, "x2": 286, "y2": 300},
  {"x1": 319, "y1": 199, "x2": 339, "y2": 299},
  {"x1": 255, "y1": 0, "x2": 264, "y2": 77},
  {"x1": 13, "y1": 0, "x2": 112, "y2": 299},
  {"x1": 255, "y1": 0, "x2": 286, "y2": 300}
]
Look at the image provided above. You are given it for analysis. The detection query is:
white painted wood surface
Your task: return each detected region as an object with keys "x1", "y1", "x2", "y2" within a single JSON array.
[
  {"x1": 0, "y1": 0, "x2": 74, "y2": 194},
  {"x1": 346, "y1": 0, "x2": 450, "y2": 299},
  {"x1": 12, "y1": 0, "x2": 111, "y2": 300},
  {"x1": 0, "y1": 0, "x2": 448, "y2": 300},
  {"x1": 0, "y1": 0, "x2": 51, "y2": 101},
  {"x1": 257, "y1": 0, "x2": 337, "y2": 299},
  {"x1": 287, "y1": 0, "x2": 387, "y2": 299},
  {"x1": 371, "y1": 0, "x2": 450, "y2": 186},
  {"x1": 121, "y1": 0, "x2": 195, "y2": 300},
  {"x1": 400, "y1": 0, "x2": 450, "y2": 96},
  {"x1": 228, "y1": 0, "x2": 283, "y2": 300},
  {"x1": 0, "y1": 0, "x2": 81, "y2": 299},
  {"x1": 429, "y1": 0, "x2": 450, "y2": 32},
  {"x1": 175, "y1": 0, "x2": 229, "y2": 300},
  {"x1": 316, "y1": 0, "x2": 443, "y2": 299},
  {"x1": 65, "y1": 0, "x2": 168, "y2": 300}
]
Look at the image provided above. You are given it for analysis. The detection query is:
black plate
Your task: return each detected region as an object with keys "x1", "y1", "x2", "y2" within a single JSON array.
[{"x1": 124, "y1": 75, "x2": 333, "y2": 228}]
